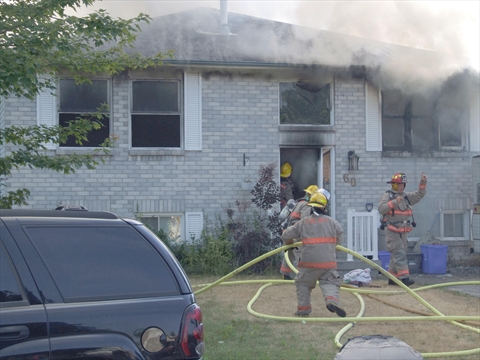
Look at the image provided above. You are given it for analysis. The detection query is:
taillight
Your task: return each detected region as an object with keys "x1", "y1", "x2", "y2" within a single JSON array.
[{"x1": 180, "y1": 303, "x2": 204, "y2": 357}]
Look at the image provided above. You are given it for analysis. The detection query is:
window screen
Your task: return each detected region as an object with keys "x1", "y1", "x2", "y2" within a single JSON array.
[
  {"x1": 0, "y1": 243, "x2": 24, "y2": 303},
  {"x1": 25, "y1": 226, "x2": 179, "y2": 302}
]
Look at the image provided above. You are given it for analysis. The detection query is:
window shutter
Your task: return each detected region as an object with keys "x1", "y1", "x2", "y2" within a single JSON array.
[
  {"x1": 37, "y1": 88, "x2": 57, "y2": 150},
  {"x1": 365, "y1": 82, "x2": 382, "y2": 151},
  {"x1": 184, "y1": 72, "x2": 202, "y2": 151},
  {"x1": 470, "y1": 93, "x2": 480, "y2": 152},
  {"x1": 185, "y1": 212, "x2": 203, "y2": 242}
]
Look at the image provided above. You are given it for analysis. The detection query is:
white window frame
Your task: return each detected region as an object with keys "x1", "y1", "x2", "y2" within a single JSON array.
[
  {"x1": 138, "y1": 211, "x2": 203, "y2": 243},
  {"x1": 139, "y1": 213, "x2": 185, "y2": 242},
  {"x1": 57, "y1": 78, "x2": 111, "y2": 148},
  {"x1": 130, "y1": 78, "x2": 182, "y2": 149},
  {"x1": 440, "y1": 210, "x2": 470, "y2": 240}
]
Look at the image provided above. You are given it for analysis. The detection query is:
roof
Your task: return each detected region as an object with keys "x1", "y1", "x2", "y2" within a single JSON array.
[{"x1": 131, "y1": 7, "x2": 467, "y2": 70}]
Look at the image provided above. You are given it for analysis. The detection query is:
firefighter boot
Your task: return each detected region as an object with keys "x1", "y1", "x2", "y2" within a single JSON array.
[
  {"x1": 326, "y1": 303, "x2": 347, "y2": 318},
  {"x1": 401, "y1": 278, "x2": 415, "y2": 286},
  {"x1": 388, "y1": 279, "x2": 398, "y2": 286}
]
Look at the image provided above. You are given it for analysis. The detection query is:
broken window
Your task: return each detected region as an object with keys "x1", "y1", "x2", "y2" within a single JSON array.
[
  {"x1": 279, "y1": 82, "x2": 331, "y2": 125},
  {"x1": 381, "y1": 73, "x2": 468, "y2": 152},
  {"x1": 58, "y1": 79, "x2": 110, "y2": 147},
  {"x1": 131, "y1": 80, "x2": 181, "y2": 148}
]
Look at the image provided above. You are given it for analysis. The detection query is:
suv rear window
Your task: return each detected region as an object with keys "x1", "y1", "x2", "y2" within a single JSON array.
[
  {"x1": 25, "y1": 226, "x2": 179, "y2": 302},
  {"x1": 0, "y1": 243, "x2": 24, "y2": 303}
]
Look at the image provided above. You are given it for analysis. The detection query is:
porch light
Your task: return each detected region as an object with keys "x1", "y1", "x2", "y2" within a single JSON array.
[{"x1": 348, "y1": 151, "x2": 359, "y2": 171}]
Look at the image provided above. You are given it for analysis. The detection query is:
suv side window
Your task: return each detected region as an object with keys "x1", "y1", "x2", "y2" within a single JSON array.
[
  {"x1": 24, "y1": 226, "x2": 180, "y2": 302},
  {"x1": 0, "y1": 243, "x2": 24, "y2": 303}
]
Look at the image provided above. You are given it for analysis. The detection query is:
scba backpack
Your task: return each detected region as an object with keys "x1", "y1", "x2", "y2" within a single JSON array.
[{"x1": 343, "y1": 268, "x2": 372, "y2": 287}]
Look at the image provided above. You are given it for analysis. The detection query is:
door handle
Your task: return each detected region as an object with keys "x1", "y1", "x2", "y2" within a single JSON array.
[{"x1": 0, "y1": 325, "x2": 30, "y2": 341}]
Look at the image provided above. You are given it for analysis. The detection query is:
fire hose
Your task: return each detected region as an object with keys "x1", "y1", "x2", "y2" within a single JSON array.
[{"x1": 193, "y1": 243, "x2": 480, "y2": 358}]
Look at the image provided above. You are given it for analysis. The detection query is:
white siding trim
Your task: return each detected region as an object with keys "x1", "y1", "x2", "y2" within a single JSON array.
[
  {"x1": 37, "y1": 88, "x2": 57, "y2": 150},
  {"x1": 365, "y1": 82, "x2": 382, "y2": 151},
  {"x1": 184, "y1": 72, "x2": 202, "y2": 151},
  {"x1": 185, "y1": 212, "x2": 203, "y2": 242},
  {"x1": 470, "y1": 90, "x2": 480, "y2": 153}
]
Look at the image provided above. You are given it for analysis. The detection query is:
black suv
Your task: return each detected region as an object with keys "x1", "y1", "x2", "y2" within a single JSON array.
[{"x1": 0, "y1": 208, "x2": 204, "y2": 360}]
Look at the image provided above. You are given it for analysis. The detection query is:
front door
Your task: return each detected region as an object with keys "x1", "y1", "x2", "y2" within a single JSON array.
[{"x1": 280, "y1": 147, "x2": 335, "y2": 217}]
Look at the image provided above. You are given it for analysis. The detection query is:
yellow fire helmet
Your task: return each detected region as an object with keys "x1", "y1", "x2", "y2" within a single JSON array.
[
  {"x1": 307, "y1": 192, "x2": 328, "y2": 210},
  {"x1": 280, "y1": 162, "x2": 292, "y2": 178},
  {"x1": 303, "y1": 185, "x2": 319, "y2": 195}
]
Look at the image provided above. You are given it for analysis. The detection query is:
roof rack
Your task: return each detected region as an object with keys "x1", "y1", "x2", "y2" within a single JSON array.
[{"x1": 55, "y1": 205, "x2": 88, "y2": 211}]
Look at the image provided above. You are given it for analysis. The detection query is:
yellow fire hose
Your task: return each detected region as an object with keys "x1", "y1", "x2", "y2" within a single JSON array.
[{"x1": 193, "y1": 242, "x2": 480, "y2": 358}]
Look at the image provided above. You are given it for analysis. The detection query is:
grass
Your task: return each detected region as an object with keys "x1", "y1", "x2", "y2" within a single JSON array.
[{"x1": 191, "y1": 274, "x2": 480, "y2": 360}]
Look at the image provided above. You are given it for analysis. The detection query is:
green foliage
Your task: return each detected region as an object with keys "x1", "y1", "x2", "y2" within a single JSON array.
[
  {"x1": 1, "y1": 0, "x2": 172, "y2": 100},
  {"x1": 0, "y1": 116, "x2": 116, "y2": 208},
  {"x1": 154, "y1": 221, "x2": 237, "y2": 277},
  {"x1": 0, "y1": 0, "x2": 171, "y2": 208}
]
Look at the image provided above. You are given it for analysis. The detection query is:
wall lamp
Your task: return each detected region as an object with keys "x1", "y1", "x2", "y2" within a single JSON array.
[{"x1": 348, "y1": 150, "x2": 359, "y2": 171}]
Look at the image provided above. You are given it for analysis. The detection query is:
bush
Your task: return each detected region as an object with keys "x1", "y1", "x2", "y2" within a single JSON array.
[{"x1": 142, "y1": 163, "x2": 284, "y2": 276}]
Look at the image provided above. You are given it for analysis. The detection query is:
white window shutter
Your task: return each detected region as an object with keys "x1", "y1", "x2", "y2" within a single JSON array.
[
  {"x1": 185, "y1": 212, "x2": 203, "y2": 242},
  {"x1": 184, "y1": 72, "x2": 202, "y2": 151},
  {"x1": 470, "y1": 92, "x2": 480, "y2": 152},
  {"x1": 37, "y1": 88, "x2": 57, "y2": 150},
  {"x1": 365, "y1": 82, "x2": 382, "y2": 151}
]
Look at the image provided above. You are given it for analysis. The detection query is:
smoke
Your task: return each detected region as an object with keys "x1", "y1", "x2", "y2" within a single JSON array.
[{"x1": 72, "y1": 0, "x2": 479, "y2": 94}]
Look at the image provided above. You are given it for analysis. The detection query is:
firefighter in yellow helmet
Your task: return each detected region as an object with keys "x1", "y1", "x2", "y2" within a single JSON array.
[
  {"x1": 279, "y1": 184, "x2": 319, "y2": 280},
  {"x1": 281, "y1": 192, "x2": 346, "y2": 317},
  {"x1": 378, "y1": 172, "x2": 427, "y2": 286},
  {"x1": 280, "y1": 162, "x2": 295, "y2": 208}
]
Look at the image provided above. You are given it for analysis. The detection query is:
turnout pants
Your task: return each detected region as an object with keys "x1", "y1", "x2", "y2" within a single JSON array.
[
  {"x1": 295, "y1": 268, "x2": 342, "y2": 314},
  {"x1": 385, "y1": 230, "x2": 410, "y2": 279}
]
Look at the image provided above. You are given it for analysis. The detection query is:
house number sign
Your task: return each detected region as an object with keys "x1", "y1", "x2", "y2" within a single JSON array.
[{"x1": 343, "y1": 174, "x2": 356, "y2": 187}]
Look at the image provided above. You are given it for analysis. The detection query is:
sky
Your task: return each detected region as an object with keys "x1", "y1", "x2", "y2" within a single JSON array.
[{"x1": 72, "y1": 0, "x2": 480, "y2": 72}]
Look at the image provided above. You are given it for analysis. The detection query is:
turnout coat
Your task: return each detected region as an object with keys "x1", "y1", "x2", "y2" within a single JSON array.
[{"x1": 281, "y1": 213, "x2": 344, "y2": 269}]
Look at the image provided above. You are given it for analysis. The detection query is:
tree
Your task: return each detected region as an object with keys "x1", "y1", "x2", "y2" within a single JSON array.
[{"x1": 0, "y1": 0, "x2": 170, "y2": 208}]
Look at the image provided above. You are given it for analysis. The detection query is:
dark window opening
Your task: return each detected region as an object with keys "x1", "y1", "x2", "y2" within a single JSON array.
[
  {"x1": 59, "y1": 79, "x2": 110, "y2": 148},
  {"x1": 131, "y1": 80, "x2": 181, "y2": 148},
  {"x1": 280, "y1": 82, "x2": 331, "y2": 125},
  {"x1": 382, "y1": 73, "x2": 469, "y2": 152}
]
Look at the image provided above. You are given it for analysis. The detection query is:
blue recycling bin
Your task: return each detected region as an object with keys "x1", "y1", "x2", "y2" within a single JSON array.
[{"x1": 421, "y1": 244, "x2": 448, "y2": 274}]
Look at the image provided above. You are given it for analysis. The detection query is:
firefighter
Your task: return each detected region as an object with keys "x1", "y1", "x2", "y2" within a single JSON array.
[
  {"x1": 279, "y1": 184, "x2": 319, "y2": 280},
  {"x1": 378, "y1": 172, "x2": 427, "y2": 286},
  {"x1": 281, "y1": 192, "x2": 346, "y2": 318},
  {"x1": 280, "y1": 162, "x2": 295, "y2": 208}
]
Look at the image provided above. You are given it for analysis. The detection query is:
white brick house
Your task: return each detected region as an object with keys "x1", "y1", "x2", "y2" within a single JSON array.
[{"x1": 1, "y1": 8, "x2": 479, "y2": 263}]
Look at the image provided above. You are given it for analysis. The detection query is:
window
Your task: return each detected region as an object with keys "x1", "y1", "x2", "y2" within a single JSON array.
[
  {"x1": 25, "y1": 226, "x2": 179, "y2": 302},
  {"x1": 440, "y1": 211, "x2": 469, "y2": 240},
  {"x1": 382, "y1": 73, "x2": 469, "y2": 152},
  {"x1": 131, "y1": 80, "x2": 181, "y2": 148},
  {"x1": 59, "y1": 79, "x2": 110, "y2": 147},
  {"x1": 140, "y1": 214, "x2": 183, "y2": 242},
  {"x1": 280, "y1": 81, "x2": 331, "y2": 125},
  {"x1": 0, "y1": 243, "x2": 24, "y2": 303}
]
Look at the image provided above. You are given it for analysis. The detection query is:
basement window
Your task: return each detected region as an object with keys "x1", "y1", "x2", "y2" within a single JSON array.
[
  {"x1": 131, "y1": 80, "x2": 181, "y2": 148},
  {"x1": 440, "y1": 211, "x2": 469, "y2": 240},
  {"x1": 279, "y1": 81, "x2": 331, "y2": 125},
  {"x1": 58, "y1": 79, "x2": 110, "y2": 147},
  {"x1": 139, "y1": 214, "x2": 183, "y2": 243}
]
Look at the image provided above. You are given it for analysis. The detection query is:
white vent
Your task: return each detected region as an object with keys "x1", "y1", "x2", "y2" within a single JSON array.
[{"x1": 185, "y1": 212, "x2": 203, "y2": 242}]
